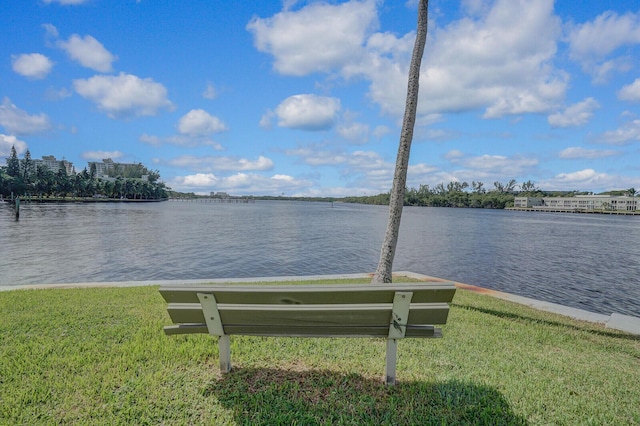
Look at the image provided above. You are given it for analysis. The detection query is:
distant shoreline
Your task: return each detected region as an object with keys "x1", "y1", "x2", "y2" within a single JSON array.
[{"x1": 2, "y1": 197, "x2": 168, "y2": 203}]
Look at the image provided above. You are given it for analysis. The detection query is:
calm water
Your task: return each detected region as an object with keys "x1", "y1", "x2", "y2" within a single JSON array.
[{"x1": 1, "y1": 200, "x2": 639, "y2": 317}]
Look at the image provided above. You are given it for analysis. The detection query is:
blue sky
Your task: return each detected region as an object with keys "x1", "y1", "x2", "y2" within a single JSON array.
[{"x1": 1, "y1": 0, "x2": 639, "y2": 196}]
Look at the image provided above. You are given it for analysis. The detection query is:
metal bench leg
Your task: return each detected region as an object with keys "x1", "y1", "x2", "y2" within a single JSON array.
[
  {"x1": 197, "y1": 292, "x2": 231, "y2": 373},
  {"x1": 385, "y1": 338, "x2": 398, "y2": 385},
  {"x1": 385, "y1": 291, "x2": 412, "y2": 385},
  {"x1": 219, "y1": 335, "x2": 231, "y2": 373}
]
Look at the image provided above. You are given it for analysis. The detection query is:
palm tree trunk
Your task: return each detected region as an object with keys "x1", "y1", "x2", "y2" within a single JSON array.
[{"x1": 372, "y1": 0, "x2": 429, "y2": 284}]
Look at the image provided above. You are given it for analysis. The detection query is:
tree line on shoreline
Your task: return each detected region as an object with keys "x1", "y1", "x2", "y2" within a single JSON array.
[
  {"x1": 342, "y1": 180, "x2": 637, "y2": 209},
  {"x1": 343, "y1": 180, "x2": 523, "y2": 209},
  {"x1": 1, "y1": 147, "x2": 169, "y2": 200}
]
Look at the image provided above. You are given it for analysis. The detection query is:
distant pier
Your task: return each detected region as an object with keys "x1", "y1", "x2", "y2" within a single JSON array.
[{"x1": 168, "y1": 197, "x2": 255, "y2": 203}]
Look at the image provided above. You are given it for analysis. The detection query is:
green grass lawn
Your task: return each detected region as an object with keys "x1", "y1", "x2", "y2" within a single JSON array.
[{"x1": 1, "y1": 282, "x2": 638, "y2": 425}]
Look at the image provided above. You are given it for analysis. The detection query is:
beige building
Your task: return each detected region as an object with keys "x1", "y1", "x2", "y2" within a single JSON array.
[
  {"x1": 33, "y1": 155, "x2": 74, "y2": 175},
  {"x1": 87, "y1": 158, "x2": 143, "y2": 178},
  {"x1": 514, "y1": 195, "x2": 638, "y2": 212},
  {"x1": 88, "y1": 158, "x2": 115, "y2": 178}
]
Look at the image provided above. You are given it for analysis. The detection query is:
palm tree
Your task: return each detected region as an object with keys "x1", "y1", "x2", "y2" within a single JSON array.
[
  {"x1": 372, "y1": 0, "x2": 429, "y2": 284},
  {"x1": 114, "y1": 177, "x2": 124, "y2": 198},
  {"x1": 124, "y1": 179, "x2": 134, "y2": 199}
]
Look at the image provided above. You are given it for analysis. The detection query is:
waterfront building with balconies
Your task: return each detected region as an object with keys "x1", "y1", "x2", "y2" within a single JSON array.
[{"x1": 514, "y1": 195, "x2": 638, "y2": 212}]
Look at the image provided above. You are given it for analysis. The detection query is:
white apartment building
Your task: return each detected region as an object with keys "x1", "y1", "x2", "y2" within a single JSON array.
[
  {"x1": 88, "y1": 158, "x2": 115, "y2": 177},
  {"x1": 514, "y1": 195, "x2": 638, "y2": 211},
  {"x1": 32, "y1": 155, "x2": 74, "y2": 175},
  {"x1": 87, "y1": 159, "x2": 143, "y2": 178}
]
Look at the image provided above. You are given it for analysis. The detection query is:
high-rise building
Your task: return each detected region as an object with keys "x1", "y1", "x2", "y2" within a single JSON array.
[{"x1": 32, "y1": 155, "x2": 74, "y2": 175}]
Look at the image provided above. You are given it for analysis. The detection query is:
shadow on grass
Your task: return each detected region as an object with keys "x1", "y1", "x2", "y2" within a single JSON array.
[
  {"x1": 453, "y1": 303, "x2": 640, "y2": 341},
  {"x1": 204, "y1": 366, "x2": 527, "y2": 425}
]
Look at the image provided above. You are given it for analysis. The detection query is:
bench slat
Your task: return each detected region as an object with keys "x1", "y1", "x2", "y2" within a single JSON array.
[
  {"x1": 163, "y1": 324, "x2": 442, "y2": 338},
  {"x1": 167, "y1": 302, "x2": 450, "y2": 327},
  {"x1": 159, "y1": 282, "x2": 456, "y2": 305}
]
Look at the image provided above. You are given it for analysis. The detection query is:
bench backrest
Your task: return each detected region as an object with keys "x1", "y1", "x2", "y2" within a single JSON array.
[{"x1": 160, "y1": 282, "x2": 456, "y2": 338}]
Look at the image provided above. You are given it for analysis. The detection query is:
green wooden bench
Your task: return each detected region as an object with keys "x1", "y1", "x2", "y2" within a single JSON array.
[{"x1": 160, "y1": 281, "x2": 456, "y2": 385}]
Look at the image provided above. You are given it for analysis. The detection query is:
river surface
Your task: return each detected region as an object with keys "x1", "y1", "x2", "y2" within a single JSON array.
[{"x1": 1, "y1": 200, "x2": 639, "y2": 317}]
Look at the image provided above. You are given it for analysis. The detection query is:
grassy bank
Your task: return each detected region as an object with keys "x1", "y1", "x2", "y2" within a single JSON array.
[{"x1": 1, "y1": 281, "x2": 638, "y2": 425}]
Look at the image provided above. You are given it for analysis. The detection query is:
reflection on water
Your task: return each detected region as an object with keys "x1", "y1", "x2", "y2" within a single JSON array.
[{"x1": 1, "y1": 201, "x2": 638, "y2": 317}]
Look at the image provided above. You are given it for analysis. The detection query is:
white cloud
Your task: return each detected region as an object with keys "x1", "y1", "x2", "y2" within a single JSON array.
[
  {"x1": 567, "y1": 11, "x2": 640, "y2": 60},
  {"x1": 586, "y1": 58, "x2": 633, "y2": 84},
  {"x1": 259, "y1": 110, "x2": 275, "y2": 129},
  {"x1": 408, "y1": 163, "x2": 439, "y2": 176},
  {"x1": 138, "y1": 134, "x2": 162, "y2": 146},
  {"x1": 284, "y1": 143, "x2": 394, "y2": 190},
  {"x1": 274, "y1": 94, "x2": 341, "y2": 130},
  {"x1": 559, "y1": 147, "x2": 619, "y2": 159},
  {"x1": 81, "y1": 150, "x2": 124, "y2": 160},
  {"x1": 541, "y1": 169, "x2": 611, "y2": 191},
  {"x1": 237, "y1": 156, "x2": 274, "y2": 171},
  {"x1": 539, "y1": 169, "x2": 640, "y2": 192},
  {"x1": 229, "y1": 173, "x2": 312, "y2": 194},
  {"x1": 618, "y1": 78, "x2": 640, "y2": 102},
  {"x1": 73, "y1": 73, "x2": 173, "y2": 118},
  {"x1": 11, "y1": 53, "x2": 53, "y2": 79},
  {"x1": 439, "y1": 151, "x2": 539, "y2": 182},
  {"x1": 341, "y1": 150, "x2": 392, "y2": 188},
  {"x1": 223, "y1": 173, "x2": 255, "y2": 188},
  {"x1": 462, "y1": 157, "x2": 506, "y2": 177},
  {"x1": 285, "y1": 145, "x2": 348, "y2": 166},
  {"x1": 372, "y1": 125, "x2": 391, "y2": 138},
  {"x1": 202, "y1": 82, "x2": 217, "y2": 100},
  {"x1": 247, "y1": 0, "x2": 378, "y2": 76},
  {"x1": 57, "y1": 34, "x2": 116, "y2": 72},
  {"x1": 139, "y1": 133, "x2": 223, "y2": 150},
  {"x1": 0, "y1": 97, "x2": 52, "y2": 135},
  {"x1": 169, "y1": 172, "x2": 312, "y2": 195},
  {"x1": 43, "y1": 23, "x2": 59, "y2": 38},
  {"x1": 462, "y1": 1, "x2": 564, "y2": 116},
  {"x1": 167, "y1": 155, "x2": 274, "y2": 172},
  {"x1": 140, "y1": 110, "x2": 227, "y2": 149},
  {"x1": 444, "y1": 149, "x2": 465, "y2": 161},
  {"x1": 250, "y1": 0, "x2": 566, "y2": 119},
  {"x1": 599, "y1": 119, "x2": 640, "y2": 145},
  {"x1": 548, "y1": 98, "x2": 600, "y2": 128},
  {"x1": 464, "y1": 154, "x2": 538, "y2": 172},
  {"x1": 44, "y1": 86, "x2": 73, "y2": 101},
  {"x1": 346, "y1": 150, "x2": 388, "y2": 171},
  {"x1": 43, "y1": 0, "x2": 89, "y2": 4},
  {"x1": 284, "y1": 142, "x2": 475, "y2": 194},
  {"x1": 271, "y1": 174, "x2": 295, "y2": 182},
  {"x1": 182, "y1": 173, "x2": 218, "y2": 187},
  {"x1": 421, "y1": 128, "x2": 459, "y2": 141},
  {"x1": 365, "y1": 31, "x2": 414, "y2": 57},
  {"x1": 567, "y1": 10, "x2": 640, "y2": 82},
  {"x1": 178, "y1": 109, "x2": 227, "y2": 136},
  {"x1": 0, "y1": 134, "x2": 28, "y2": 156},
  {"x1": 367, "y1": 0, "x2": 565, "y2": 118},
  {"x1": 336, "y1": 114, "x2": 369, "y2": 143}
]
